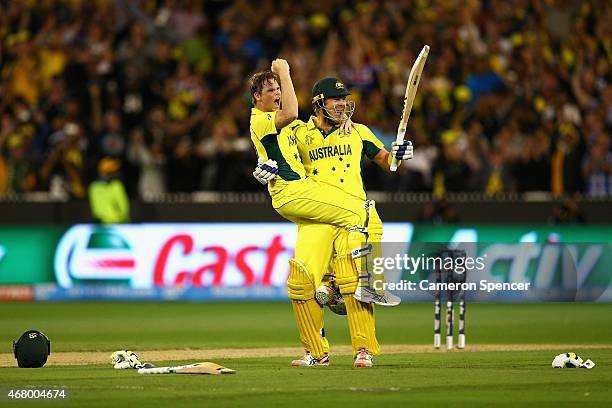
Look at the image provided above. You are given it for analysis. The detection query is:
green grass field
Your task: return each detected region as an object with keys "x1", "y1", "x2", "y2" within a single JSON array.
[{"x1": 0, "y1": 302, "x2": 611, "y2": 407}]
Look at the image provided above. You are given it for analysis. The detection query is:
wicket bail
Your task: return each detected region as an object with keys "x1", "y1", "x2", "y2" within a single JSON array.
[{"x1": 433, "y1": 249, "x2": 467, "y2": 350}]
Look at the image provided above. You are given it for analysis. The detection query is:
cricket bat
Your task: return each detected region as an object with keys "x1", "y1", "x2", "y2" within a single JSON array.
[
  {"x1": 390, "y1": 45, "x2": 430, "y2": 172},
  {"x1": 138, "y1": 362, "x2": 236, "y2": 375}
]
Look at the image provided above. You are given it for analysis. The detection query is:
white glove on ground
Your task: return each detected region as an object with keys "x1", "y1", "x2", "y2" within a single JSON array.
[
  {"x1": 552, "y1": 352, "x2": 595, "y2": 369},
  {"x1": 110, "y1": 350, "x2": 154, "y2": 369}
]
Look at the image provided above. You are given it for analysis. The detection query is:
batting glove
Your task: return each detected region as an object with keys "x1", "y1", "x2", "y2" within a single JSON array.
[
  {"x1": 391, "y1": 140, "x2": 413, "y2": 160},
  {"x1": 552, "y1": 352, "x2": 595, "y2": 369},
  {"x1": 111, "y1": 350, "x2": 145, "y2": 369},
  {"x1": 110, "y1": 350, "x2": 130, "y2": 365},
  {"x1": 253, "y1": 159, "x2": 278, "y2": 185}
]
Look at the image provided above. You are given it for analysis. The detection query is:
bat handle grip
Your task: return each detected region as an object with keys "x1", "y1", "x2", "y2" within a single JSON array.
[
  {"x1": 390, "y1": 129, "x2": 407, "y2": 172},
  {"x1": 390, "y1": 158, "x2": 400, "y2": 172}
]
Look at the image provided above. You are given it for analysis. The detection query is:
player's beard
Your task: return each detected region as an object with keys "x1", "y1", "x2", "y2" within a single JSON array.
[{"x1": 321, "y1": 101, "x2": 355, "y2": 125}]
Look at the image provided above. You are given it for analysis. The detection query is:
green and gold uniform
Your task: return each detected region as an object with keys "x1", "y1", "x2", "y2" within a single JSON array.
[
  {"x1": 249, "y1": 108, "x2": 367, "y2": 225},
  {"x1": 292, "y1": 117, "x2": 387, "y2": 357},
  {"x1": 250, "y1": 108, "x2": 304, "y2": 205},
  {"x1": 250, "y1": 107, "x2": 372, "y2": 359},
  {"x1": 298, "y1": 117, "x2": 384, "y2": 201},
  {"x1": 250, "y1": 109, "x2": 304, "y2": 182}
]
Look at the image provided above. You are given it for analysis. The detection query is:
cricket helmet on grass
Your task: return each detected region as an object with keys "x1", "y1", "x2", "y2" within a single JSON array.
[{"x1": 13, "y1": 330, "x2": 50, "y2": 368}]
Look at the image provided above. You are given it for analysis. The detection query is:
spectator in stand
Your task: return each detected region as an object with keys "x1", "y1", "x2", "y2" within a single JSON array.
[
  {"x1": 551, "y1": 122, "x2": 585, "y2": 195},
  {"x1": 432, "y1": 131, "x2": 473, "y2": 196},
  {"x1": 513, "y1": 127, "x2": 551, "y2": 192},
  {"x1": 0, "y1": 118, "x2": 37, "y2": 195},
  {"x1": 583, "y1": 134, "x2": 612, "y2": 197},
  {"x1": 126, "y1": 126, "x2": 166, "y2": 200},
  {"x1": 39, "y1": 122, "x2": 87, "y2": 200}
]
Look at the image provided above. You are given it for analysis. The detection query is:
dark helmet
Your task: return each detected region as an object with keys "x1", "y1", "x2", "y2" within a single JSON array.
[
  {"x1": 13, "y1": 330, "x2": 50, "y2": 368},
  {"x1": 312, "y1": 77, "x2": 351, "y2": 106}
]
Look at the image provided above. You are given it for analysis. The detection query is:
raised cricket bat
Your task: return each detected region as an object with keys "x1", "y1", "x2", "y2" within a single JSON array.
[
  {"x1": 390, "y1": 45, "x2": 430, "y2": 172},
  {"x1": 138, "y1": 362, "x2": 235, "y2": 375}
]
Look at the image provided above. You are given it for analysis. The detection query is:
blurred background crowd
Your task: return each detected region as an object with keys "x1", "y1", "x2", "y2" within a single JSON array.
[{"x1": 0, "y1": 0, "x2": 610, "y2": 201}]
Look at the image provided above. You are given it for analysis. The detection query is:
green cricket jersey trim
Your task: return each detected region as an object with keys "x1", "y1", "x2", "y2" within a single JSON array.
[
  {"x1": 317, "y1": 126, "x2": 338, "y2": 138},
  {"x1": 261, "y1": 134, "x2": 301, "y2": 180},
  {"x1": 362, "y1": 140, "x2": 380, "y2": 160},
  {"x1": 361, "y1": 138, "x2": 380, "y2": 197}
]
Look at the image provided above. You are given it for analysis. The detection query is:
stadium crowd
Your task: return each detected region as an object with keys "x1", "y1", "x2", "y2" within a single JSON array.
[{"x1": 0, "y1": 0, "x2": 610, "y2": 200}]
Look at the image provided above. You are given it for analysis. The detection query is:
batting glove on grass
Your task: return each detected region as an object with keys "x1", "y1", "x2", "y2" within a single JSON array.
[
  {"x1": 391, "y1": 140, "x2": 413, "y2": 160},
  {"x1": 552, "y1": 352, "x2": 595, "y2": 369},
  {"x1": 111, "y1": 350, "x2": 143, "y2": 369},
  {"x1": 110, "y1": 350, "x2": 154, "y2": 369},
  {"x1": 253, "y1": 159, "x2": 278, "y2": 185}
]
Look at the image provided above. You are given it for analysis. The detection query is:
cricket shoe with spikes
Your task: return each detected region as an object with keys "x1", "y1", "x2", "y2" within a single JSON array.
[
  {"x1": 353, "y1": 286, "x2": 401, "y2": 306},
  {"x1": 291, "y1": 353, "x2": 330, "y2": 367},
  {"x1": 354, "y1": 348, "x2": 373, "y2": 367}
]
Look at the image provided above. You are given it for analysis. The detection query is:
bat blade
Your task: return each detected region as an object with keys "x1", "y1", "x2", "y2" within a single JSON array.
[
  {"x1": 390, "y1": 45, "x2": 430, "y2": 172},
  {"x1": 175, "y1": 362, "x2": 236, "y2": 375},
  {"x1": 138, "y1": 362, "x2": 236, "y2": 375}
]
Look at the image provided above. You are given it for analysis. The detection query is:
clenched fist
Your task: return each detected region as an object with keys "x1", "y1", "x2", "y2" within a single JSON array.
[{"x1": 271, "y1": 59, "x2": 290, "y2": 74}]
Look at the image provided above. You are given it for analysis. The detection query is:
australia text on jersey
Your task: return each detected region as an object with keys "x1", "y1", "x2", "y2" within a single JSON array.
[{"x1": 308, "y1": 144, "x2": 352, "y2": 161}]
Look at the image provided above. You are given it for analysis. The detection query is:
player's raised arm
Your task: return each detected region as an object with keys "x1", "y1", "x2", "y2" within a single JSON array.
[{"x1": 271, "y1": 59, "x2": 298, "y2": 130}]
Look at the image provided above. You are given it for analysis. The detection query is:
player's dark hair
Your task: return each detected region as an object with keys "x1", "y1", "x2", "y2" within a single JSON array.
[{"x1": 248, "y1": 71, "x2": 280, "y2": 105}]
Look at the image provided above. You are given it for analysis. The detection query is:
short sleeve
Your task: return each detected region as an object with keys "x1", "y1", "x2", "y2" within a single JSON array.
[
  {"x1": 251, "y1": 110, "x2": 278, "y2": 140},
  {"x1": 357, "y1": 125, "x2": 384, "y2": 160}
]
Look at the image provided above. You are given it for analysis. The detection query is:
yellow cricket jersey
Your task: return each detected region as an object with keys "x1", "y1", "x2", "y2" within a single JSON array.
[
  {"x1": 296, "y1": 117, "x2": 384, "y2": 201},
  {"x1": 249, "y1": 108, "x2": 306, "y2": 183}
]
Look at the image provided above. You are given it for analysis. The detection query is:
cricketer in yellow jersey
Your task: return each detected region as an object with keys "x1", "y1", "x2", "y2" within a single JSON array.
[
  {"x1": 287, "y1": 77, "x2": 414, "y2": 367},
  {"x1": 249, "y1": 61, "x2": 382, "y2": 367}
]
